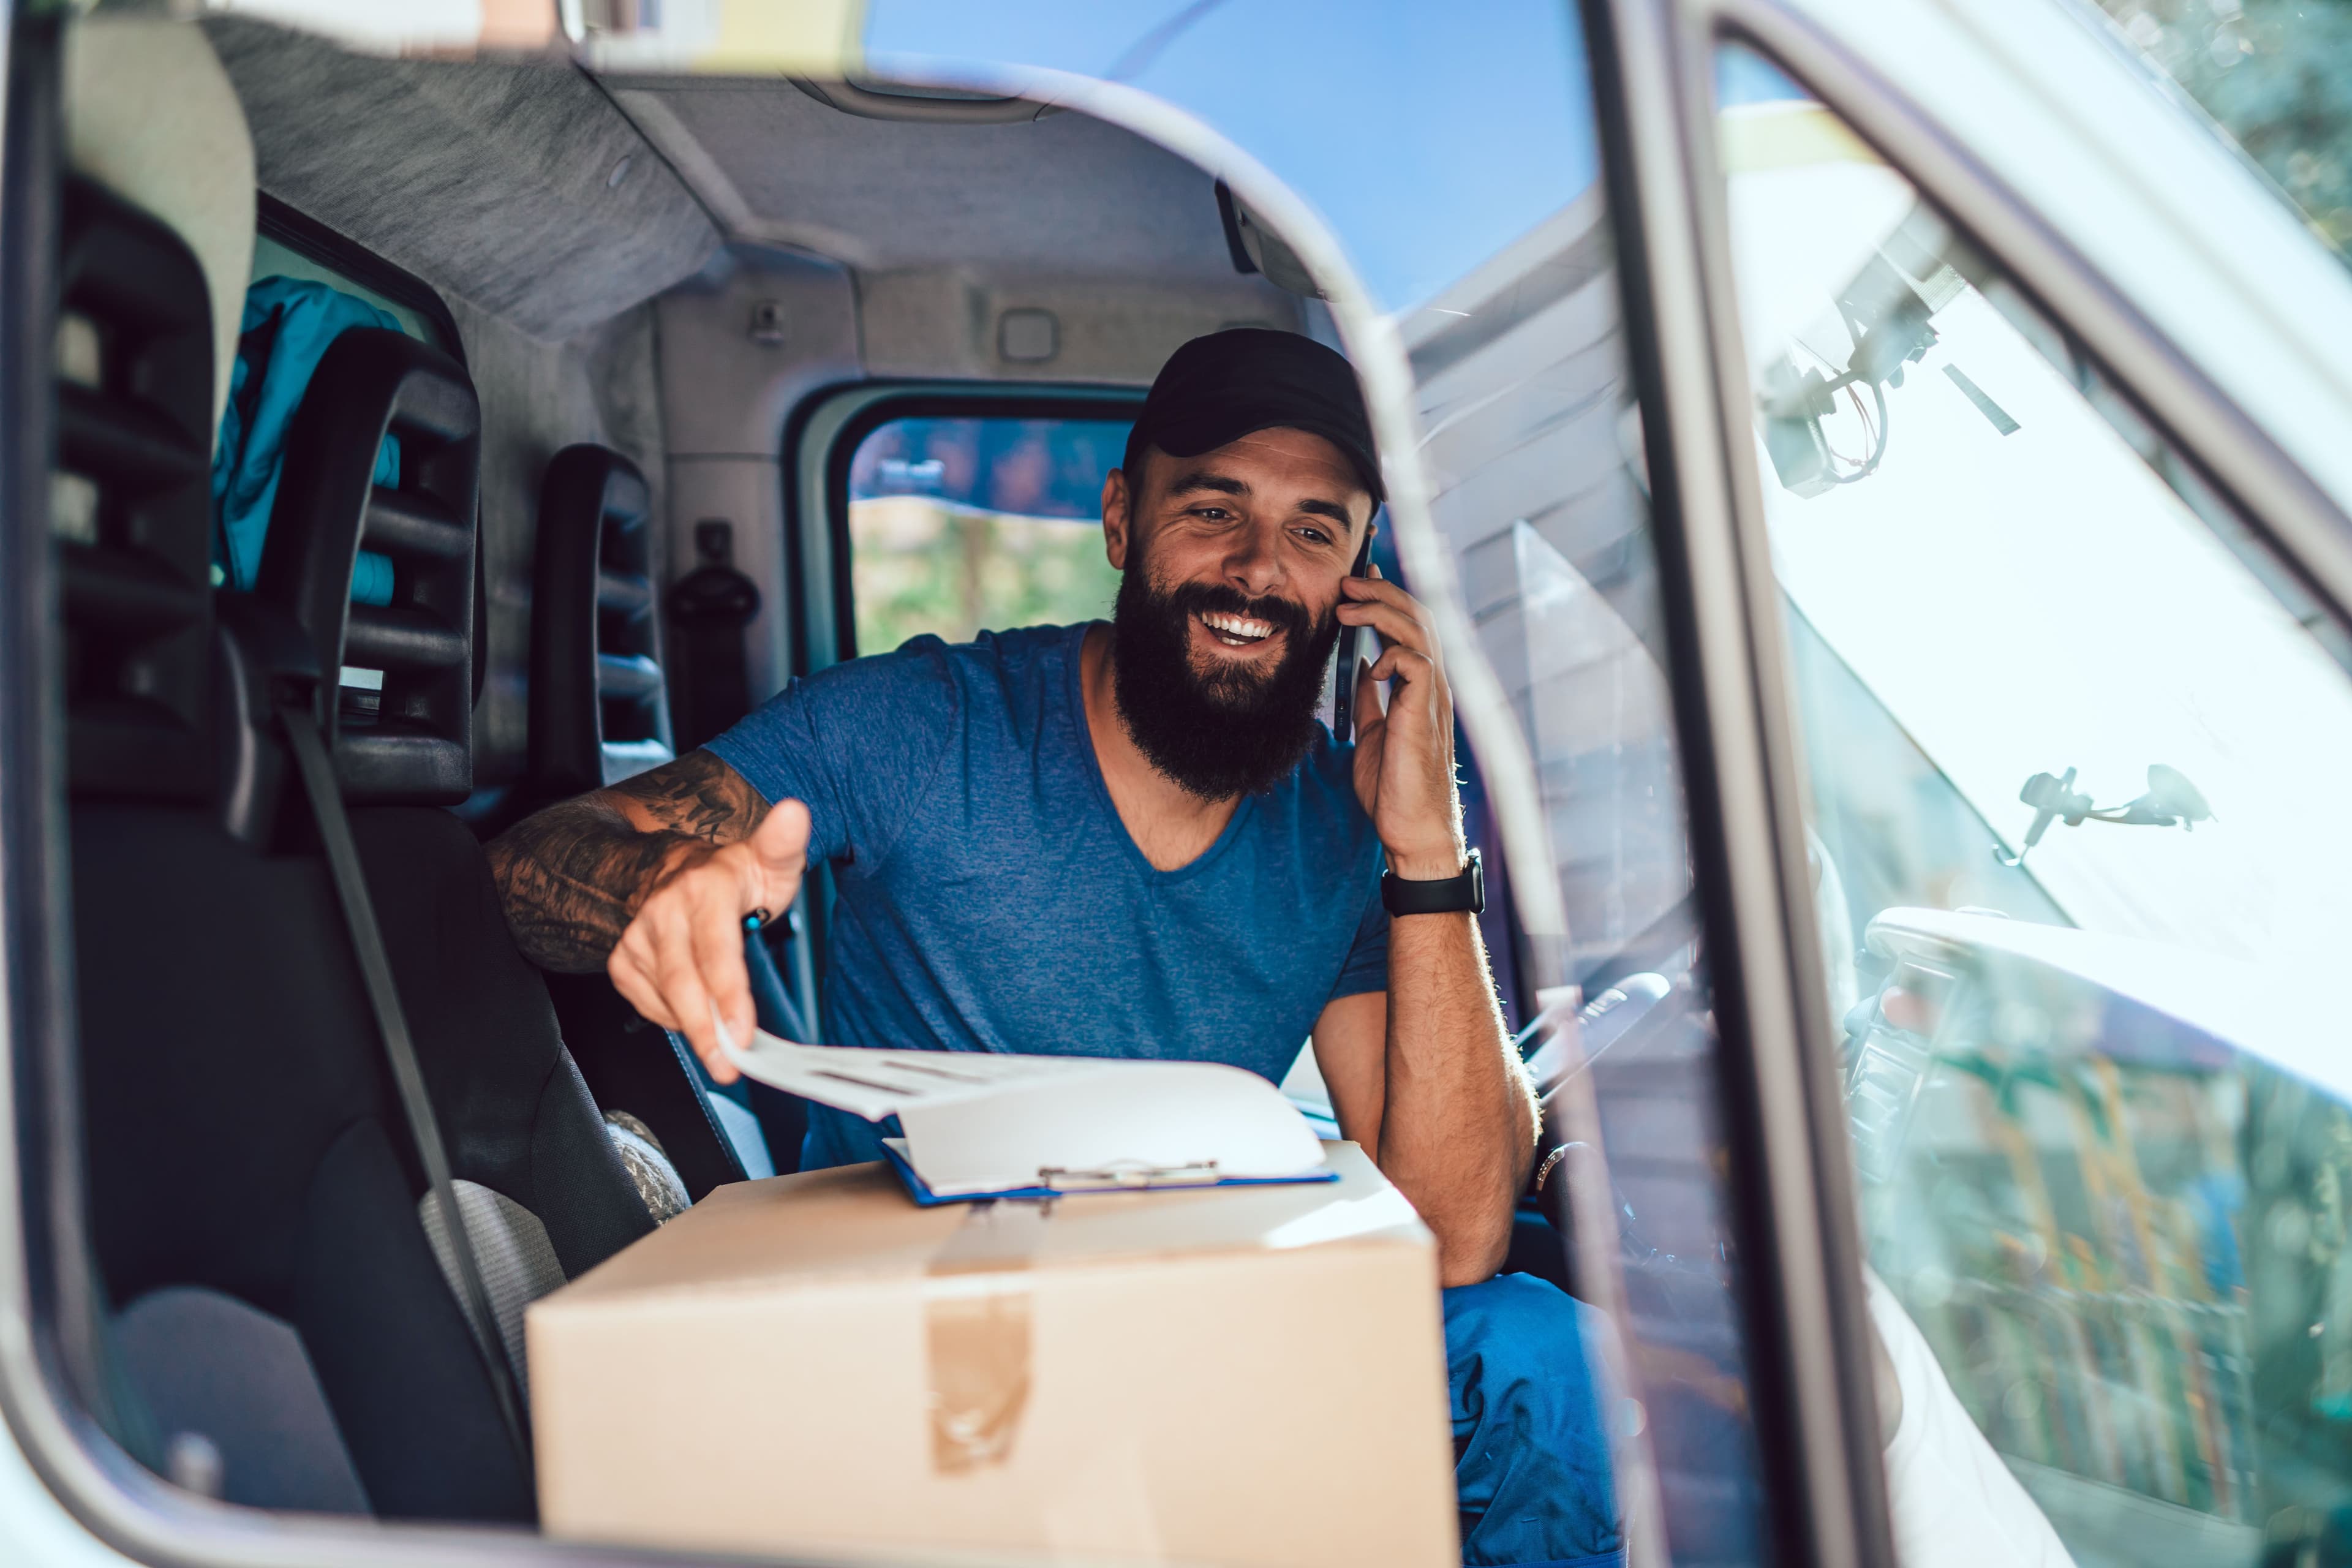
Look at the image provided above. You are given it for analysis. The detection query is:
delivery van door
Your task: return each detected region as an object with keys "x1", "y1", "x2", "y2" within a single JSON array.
[{"x1": 1597, "y1": 0, "x2": 2352, "y2": 1564}]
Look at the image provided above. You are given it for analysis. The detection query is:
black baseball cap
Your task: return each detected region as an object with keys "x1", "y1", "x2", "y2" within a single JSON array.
[{"x1": 1122, "y1": 328, "x2": 1384, "y2": 505}]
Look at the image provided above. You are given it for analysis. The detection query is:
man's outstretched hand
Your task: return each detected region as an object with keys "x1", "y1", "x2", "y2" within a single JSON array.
[{"x1": 606, "y1": 796, "x2": 812, "y2": 1084}]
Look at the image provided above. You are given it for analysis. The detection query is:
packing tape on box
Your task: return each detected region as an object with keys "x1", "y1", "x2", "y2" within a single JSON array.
[{"x1": 925, "y1": 1197, "x2": 1052, "y2": 1472}]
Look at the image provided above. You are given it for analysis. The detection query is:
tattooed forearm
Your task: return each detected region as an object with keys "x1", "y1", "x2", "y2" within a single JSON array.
[
  {"x1": 487, "y1": 798, "x2": 693, "y2": 971},
  {"x1": 486, "y1": 750, "x2": 767, "y2": 972},
  {"x1": 610, "y1": 746, "x2": 767, "y2": 846}
]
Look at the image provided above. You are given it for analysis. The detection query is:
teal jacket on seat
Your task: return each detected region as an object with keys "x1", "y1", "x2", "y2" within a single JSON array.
[{"x1": 211, "y1": 275, "x2": 404, "y2": 603}]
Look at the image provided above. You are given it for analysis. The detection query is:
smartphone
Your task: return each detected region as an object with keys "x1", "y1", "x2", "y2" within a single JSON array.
[{"x1": 1330, "y1": 532, "x2": 1376, "y2": 744}]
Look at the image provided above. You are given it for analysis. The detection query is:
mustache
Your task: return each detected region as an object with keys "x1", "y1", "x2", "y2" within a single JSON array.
[
  {"x1": 1108, "y1": 563, "x2": 1339, "y2": 800},
  {"x1": 1156, "y1": 579, "x2": 1315, "y2": 641}
]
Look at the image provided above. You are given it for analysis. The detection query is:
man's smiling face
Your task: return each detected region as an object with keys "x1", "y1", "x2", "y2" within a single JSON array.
[{"x1": 1101, "y1": 426, "x2": 1374, "y2": 797}]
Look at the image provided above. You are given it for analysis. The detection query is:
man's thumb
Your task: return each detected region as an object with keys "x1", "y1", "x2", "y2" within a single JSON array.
[{"x1": 749, "y1": 797, "x2": 813, "y2": 874}]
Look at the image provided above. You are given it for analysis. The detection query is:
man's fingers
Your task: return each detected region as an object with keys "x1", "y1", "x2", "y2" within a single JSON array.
[
  {"x1": 687, "y1": 895, "x2": 756, "y2": 1072},
  {"x1": 1340, "y1": 573, "x2": 1435, "y2": 639},
  {"x1": 1336, "y1": 595, "x2": 1435, "y2": 658},
  {"x1": 1367, "y1": 647, "x2": 1452, "y2": 741},
  {"x1": 1366, "y1": 643, "x2": 1436, "y2": 695},
  {"x1": 607, "y1": 941, "x2": 679, "y2": 1031},
  {"x1": 610, "y1": 895, "x2": 744, "y2": 1084},
  {"x1": 647, "y1": 916, "x2": 734, "y2": 1083},
  {"x1": 1352, "y1": 656, "x2": 1389, "y2": 734}
]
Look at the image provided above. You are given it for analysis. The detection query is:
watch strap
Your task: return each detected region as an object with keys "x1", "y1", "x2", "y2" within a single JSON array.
[{"x1": 1380, "y1": 846, "x2": 1484, "y2": 916}]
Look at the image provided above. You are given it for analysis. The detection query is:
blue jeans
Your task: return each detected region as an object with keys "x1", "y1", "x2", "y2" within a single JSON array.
[{"x1": 1444, "y1": 1273, "x2": 1624, "y2": 1567}]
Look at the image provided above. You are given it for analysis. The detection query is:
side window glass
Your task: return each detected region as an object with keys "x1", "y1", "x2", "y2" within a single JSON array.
[
  {"x1": 842, "y1": 413, "x2": 1131, "y2": 654},
  {"x1": 1719, "y1": 43, "x2": 2352, "y2": 1564}
]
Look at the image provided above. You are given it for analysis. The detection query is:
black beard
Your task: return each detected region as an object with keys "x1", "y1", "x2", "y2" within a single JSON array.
[{"x1": 1109, "y1": 561, "x2": 1340, "y2": 800}]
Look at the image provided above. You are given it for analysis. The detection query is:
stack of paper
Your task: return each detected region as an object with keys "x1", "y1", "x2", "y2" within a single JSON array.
[{"x1": 716, "y1": 1028, "x2": 1334, "y2": 1203}]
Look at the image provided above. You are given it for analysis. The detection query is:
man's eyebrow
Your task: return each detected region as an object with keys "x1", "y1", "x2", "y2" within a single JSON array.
[
  {"x1": 1164, "y1": 470, "x2": 1248, "y2": 497},
  {"x1": 1296, "y1": 497, "x2": 1357, "y2": 526}
]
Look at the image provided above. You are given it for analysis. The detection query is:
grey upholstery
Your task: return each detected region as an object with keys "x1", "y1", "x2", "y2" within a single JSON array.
[
  {"x1": 413, "y1": 1127, "x2": 687, "y2": 1411},
  {"x1": 416, "y1": 1182, "x2": 566, "y2": 1405},
  {"x1": 202, "y1": 18, "x2": 718, "y2": 340},
  {"x1": 114, "y1": 1287, "x2": 372, "y2": 1514}
]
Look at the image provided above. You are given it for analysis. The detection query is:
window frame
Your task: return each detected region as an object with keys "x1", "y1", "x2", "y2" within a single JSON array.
[
  {"x1": 1594, "y1": 0, "x2": 2352, "y2": 1566},
  {"x1": 785, "y1": 382, "x2": 1145, "y2": 677}
]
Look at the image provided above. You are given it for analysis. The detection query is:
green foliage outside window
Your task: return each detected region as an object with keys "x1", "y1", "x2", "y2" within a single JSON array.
[
  {"x1": 850, "y1": 497, "x2": 1123, "y2": 655},
  {"x1": 2097, "y1": 0, "x2": 2352, "y2": 252},
  {"x1": 845, "y1": 413, "x2": 1130, "y2": 654}
]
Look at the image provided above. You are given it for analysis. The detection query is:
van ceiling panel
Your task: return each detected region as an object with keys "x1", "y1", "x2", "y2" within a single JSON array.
[
  {"x1": 606, "y1": 80, "x2": 1240, "y2": 286},
  {"x1": 204, "y1": 21, "x2": 721, "y2": 342}
]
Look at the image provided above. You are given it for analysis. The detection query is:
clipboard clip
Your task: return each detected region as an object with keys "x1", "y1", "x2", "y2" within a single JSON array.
[{"x1": 1036, "y1": 1160, "x2": 1223, "y2": 1191}]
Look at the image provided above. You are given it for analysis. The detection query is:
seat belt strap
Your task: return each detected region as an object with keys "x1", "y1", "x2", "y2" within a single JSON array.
[
  {"x1": 277, "y1": 702, "x2": 533, "y2": 1469},
  {"x1": 666, "y1": 519, "x2": 760, "y2": 752}
]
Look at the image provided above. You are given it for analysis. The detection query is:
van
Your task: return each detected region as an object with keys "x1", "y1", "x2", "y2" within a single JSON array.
[{"x1": 4, "y1": 1, "x2": 2351, "y2": 1565}]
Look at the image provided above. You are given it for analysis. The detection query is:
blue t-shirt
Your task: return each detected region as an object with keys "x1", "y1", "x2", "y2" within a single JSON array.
[{"x1": 706, "y1": 622, "x2": 1390, "y2": 1169}]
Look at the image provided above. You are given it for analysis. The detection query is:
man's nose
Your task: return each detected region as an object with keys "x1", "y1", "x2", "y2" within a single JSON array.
[{"x1": 1220, "y1": 521, "x2": 1285, "y2": 598}]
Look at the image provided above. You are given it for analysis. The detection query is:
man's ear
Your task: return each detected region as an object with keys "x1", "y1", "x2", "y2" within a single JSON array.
[{"x1": 1102, "y1": 466, "x2": 1134, "y2": 571}]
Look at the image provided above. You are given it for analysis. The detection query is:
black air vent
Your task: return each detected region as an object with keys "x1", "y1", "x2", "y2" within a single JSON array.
[
  {"x1": 531, "y1": 445, "x2": 672, "y2": 799},
  {"x1": 54, "y1": 179, "x2": 216, "y2": 800},
  {"x1": 257, "y1": 328, "x2": 481, "y2": 806}
]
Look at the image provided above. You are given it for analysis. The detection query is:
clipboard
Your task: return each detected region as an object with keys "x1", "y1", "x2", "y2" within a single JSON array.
[
  {"x1": 716, "y1": 1025, "x2": 1336, "y2": 1204},
  {"x1": 876, "y1": 1137, "x2": 1338, "y2": 1205}
]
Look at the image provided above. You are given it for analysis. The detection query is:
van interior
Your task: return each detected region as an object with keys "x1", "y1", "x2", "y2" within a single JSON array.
[
  {"x1": 50, "y1": 4, "x2": 2320, "y2": 1563},
  {"x1": 31, "y1": 3, "x2": 1695, "y2": 1545},
  {"x1": 20, "y1": 5, "x2": 1793, "y2": 1561}
]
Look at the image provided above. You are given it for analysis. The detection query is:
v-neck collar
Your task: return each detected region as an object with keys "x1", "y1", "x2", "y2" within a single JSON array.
[{"x1": 1061, "y1": 622, "x2": 1258, "y2": 884}]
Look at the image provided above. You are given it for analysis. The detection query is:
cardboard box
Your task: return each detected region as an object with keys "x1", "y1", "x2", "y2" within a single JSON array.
[{"x1": 528, "y1": 1142, "x2": 1458, "y2": 1567}]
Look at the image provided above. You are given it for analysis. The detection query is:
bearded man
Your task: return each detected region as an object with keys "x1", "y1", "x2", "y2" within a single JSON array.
[{"x1": 489, "y1": 330, "x2": 1621, "y2": 1568}]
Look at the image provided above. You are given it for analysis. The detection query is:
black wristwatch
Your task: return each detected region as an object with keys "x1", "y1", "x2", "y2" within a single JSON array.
[{"x1": 1380, "y1": 846, "x2": 1485, "y2": 916}]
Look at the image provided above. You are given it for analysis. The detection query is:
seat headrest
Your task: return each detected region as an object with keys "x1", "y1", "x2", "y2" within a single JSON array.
[
  {"x1": 529, "y1": 445, "x2": 673, "y2": 801},
  {"x1": 255, "y1": 328, "x2": 481, "y2": 807},
  {"x1": 56, "y1": 178, "x2": 217, "y2": 802},
  {"x1": 64, "y1": 17, "x2": 255, "y2": 440}
]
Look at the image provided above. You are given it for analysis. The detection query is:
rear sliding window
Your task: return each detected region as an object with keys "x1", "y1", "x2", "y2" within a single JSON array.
[{"x1": 843, "y1": 414, "x2": 1130, "y2": 655}]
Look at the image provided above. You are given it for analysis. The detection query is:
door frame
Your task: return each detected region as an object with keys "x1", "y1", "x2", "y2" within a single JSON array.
[
  {"x1": 1591, "y1": 1, "x2": 2352, "y2": 1566},
  {"x1": 1582, "y1": 1, "x2": 1894, "y2": 1561}
]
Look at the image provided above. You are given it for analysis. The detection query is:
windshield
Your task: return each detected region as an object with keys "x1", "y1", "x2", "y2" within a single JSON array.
[
  {"x1": 1726, "y1": 68, "x2": 2352, "y2": 968},
  {"x1": 1722, "y1": 43, "x2": 2352, "y2": 1562}
]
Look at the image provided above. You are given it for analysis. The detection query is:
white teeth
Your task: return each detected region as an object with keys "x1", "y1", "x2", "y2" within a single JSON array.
[{"x1": 1201, "y1": 612, "x2": 1275, "y2": 640}]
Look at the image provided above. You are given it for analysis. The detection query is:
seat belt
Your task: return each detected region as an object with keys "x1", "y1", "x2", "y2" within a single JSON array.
[
  {"x1": 278, "y1": 701, "x2": 533, "y2": 1469},
  {"x1": 667, "y1": 518, "x2": 760, "y2": 752}
]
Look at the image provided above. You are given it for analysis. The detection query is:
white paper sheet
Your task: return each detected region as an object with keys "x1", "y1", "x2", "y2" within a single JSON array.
[
  {"x1": 717, "y1": 1031, "x2": 1098, "y2": 1121},
  {"x1": 717, "y1": 1027, "x2": 1329, "y2": 1197}
]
